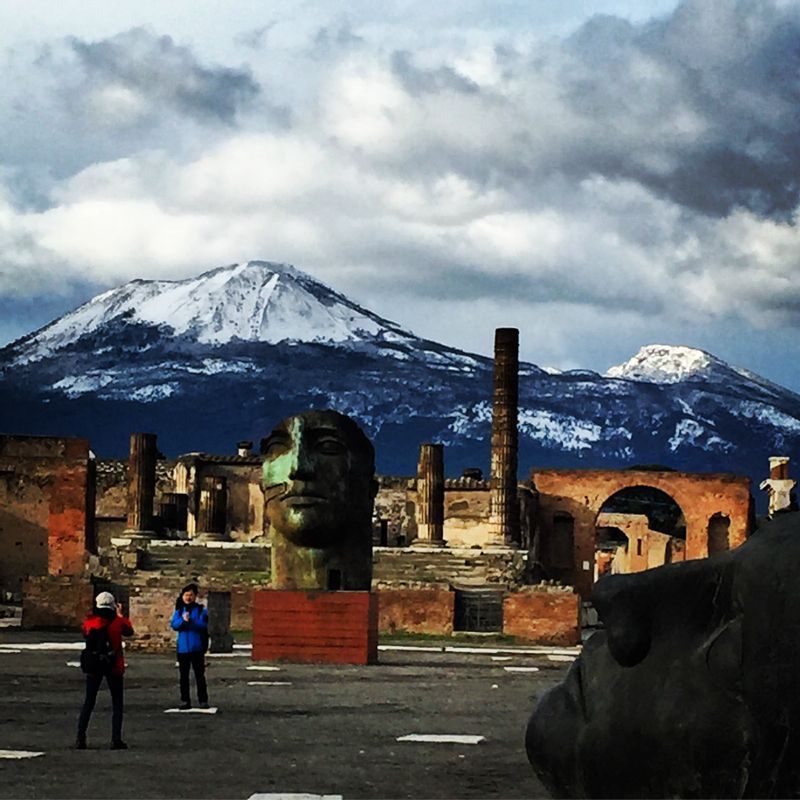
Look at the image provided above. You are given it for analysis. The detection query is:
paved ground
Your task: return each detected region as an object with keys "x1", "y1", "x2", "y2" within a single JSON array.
[{"x1": 0, "y1": 629, "x2": 571, "y2": 799}]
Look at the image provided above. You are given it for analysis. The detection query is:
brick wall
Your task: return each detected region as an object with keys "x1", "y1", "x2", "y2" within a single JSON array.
[
  {"x1": 253, "y1": 591, "x2": 378, "y2": 664},
  {"x1": 502, "y1": 586, "x2": 580, "y2": 645},
  {"x1": 378, "y1": 588, "x2": 454, "y2": 635},
  {"x1": 0, "y1": 435, "x2": 92, "y2": 594},
  {"x1": 21, "y1": 576, "x2": 94, "y2": 629}
]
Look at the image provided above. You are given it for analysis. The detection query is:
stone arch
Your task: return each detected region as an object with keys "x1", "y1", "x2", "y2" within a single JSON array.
[
  {"x1": 530, "y1": 468, "x2": 752, "y2": 598},
  {"x1": 594, "y1": 485, "x2": 686, "y2": 580}
]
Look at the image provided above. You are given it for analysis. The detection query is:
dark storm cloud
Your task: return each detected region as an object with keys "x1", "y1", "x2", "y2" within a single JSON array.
[
  {"x1": 68, "y1": 27, "x2": 260, "y2": 124},
  {"x1": 557, "y1": 0, "x2": 800, "y2": 217}
]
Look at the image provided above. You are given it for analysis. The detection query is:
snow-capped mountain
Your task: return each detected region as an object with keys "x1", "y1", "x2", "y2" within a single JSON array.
[
  {"x1": 1, "y1": 260, "x2": 799, "y2": 488},
  {"x1": 8, "y1": 261, "x2": 477, "y2": 371}
]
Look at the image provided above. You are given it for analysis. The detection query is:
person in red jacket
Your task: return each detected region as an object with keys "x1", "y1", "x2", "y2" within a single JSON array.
[{"x1": 76, "y1": 591, "x2": 134, "y2": 750}]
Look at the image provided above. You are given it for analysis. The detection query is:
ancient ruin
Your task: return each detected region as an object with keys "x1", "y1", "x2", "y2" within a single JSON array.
[{"x1": 0, "y1": 330, "x2": 774, "y2": 652}]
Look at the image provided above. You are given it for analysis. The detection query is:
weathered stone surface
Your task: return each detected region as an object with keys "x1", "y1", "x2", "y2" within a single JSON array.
[
  {"x1": 21, "y1": 575, "x2": 93, "y2": 628},
  {"x1": 195, "y1": 475, "x2": 228, "y2": 540},
  {"x1": 125, "y1": 433, "x2": 157, "y2": 535},
  {"x1": 531, "y1": 467, "x2": 752, "y2": 597},
  {"x1": 415, "y1": 444, "x2": 444, "y2": 544},
  {"x1": 526, "y1": 511, "x2": 800, "y2": 799},
  {"x1": 502, "y1": 586, "x2": 580, "y2": 645},
  {"x1": 0, "y1": 435, "x2": 92, "y2": 592},
  {"x1": 489, "y1": 328, "x2": 520, "y2": 546},
  {"x1": 378, "y1": 588, "x2": 454, "y2": 635}
]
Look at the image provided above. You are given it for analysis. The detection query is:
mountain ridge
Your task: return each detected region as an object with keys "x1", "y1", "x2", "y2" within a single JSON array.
[{"x1": 1, "y1": 260, "x2": 798, "y2": 491}]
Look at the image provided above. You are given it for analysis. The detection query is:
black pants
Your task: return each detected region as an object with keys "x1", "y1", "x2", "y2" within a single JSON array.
[
  {"x1": 77, "y1": 673, "x2": 124, "y2": 742},
  {"x1": 178, "y1": 651, "x2": 208, "y2": 704}
]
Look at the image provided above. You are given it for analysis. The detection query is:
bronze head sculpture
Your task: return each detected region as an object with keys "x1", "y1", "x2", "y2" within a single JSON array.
[
  {"x1": 261, "y1": 409, "x2": 377, "y2": 591},
  {"x1": 526, "y1": 511, "x2": 800, "y2": 799}
]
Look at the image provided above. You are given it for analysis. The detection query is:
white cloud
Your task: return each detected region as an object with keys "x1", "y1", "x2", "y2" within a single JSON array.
[{"x1": 2, "y1": 0, "x2": 800, "y2": 389}]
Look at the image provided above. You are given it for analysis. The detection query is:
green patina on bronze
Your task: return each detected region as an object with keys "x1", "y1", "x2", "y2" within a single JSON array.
[{"x1": 261, "y1": 409, "x2": 377, "y2": 590}]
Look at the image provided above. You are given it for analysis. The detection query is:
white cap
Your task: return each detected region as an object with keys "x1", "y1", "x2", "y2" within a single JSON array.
[{"x1": 95, "y1": 591, "x2": 116, "y2": 610}]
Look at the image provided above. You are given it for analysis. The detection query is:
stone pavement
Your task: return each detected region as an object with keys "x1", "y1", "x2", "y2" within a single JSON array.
[{"x1": 0, "y1": 630, "x2": 575, "y2": 799}]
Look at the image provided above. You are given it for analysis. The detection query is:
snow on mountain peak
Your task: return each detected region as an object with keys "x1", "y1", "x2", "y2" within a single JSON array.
[
  {"x1": 11, "y1": 261, "x2": 409, "y2": 364},
  {"x1": 604, "y1": 344, "x2": 722, "y2": 384}
]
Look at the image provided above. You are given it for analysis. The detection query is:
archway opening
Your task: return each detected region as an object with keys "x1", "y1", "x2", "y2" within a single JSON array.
[
  {"x1": 595, "y1": 486, "x2": 686, "y2": 579},
  {"x1": 708, "y1": 513, "x2": 730, "y2": 555}
]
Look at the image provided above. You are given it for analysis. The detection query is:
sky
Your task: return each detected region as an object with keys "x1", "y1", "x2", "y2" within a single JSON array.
[{"x1": 1, "y1": 0, "x2": 800, "y2": 390}]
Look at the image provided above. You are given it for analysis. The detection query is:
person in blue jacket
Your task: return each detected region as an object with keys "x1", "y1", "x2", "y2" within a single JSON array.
[{"x1": 170, "y1": 583, "x2": 210, "y2": 709}]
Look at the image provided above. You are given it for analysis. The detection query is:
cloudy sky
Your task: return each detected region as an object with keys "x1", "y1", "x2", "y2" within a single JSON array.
[{"x1": 2, "y1": 0, "x2": 800, "y2": 389}]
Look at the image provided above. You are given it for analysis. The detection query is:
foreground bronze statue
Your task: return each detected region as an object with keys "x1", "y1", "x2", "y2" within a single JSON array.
[
  {"x1": 261, "y1": 409, "x2": 377, "y2": 591},
  {"x1": 526, "y1": 511, "x2": 800, "y2": 799}
]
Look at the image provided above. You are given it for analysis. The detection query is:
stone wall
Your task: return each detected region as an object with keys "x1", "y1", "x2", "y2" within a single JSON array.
[
  {"x1": 127, "y1": 586, "x2": 176, "y2": 651},
  {"x1": 95, "y1": 459, "x2": 175, "y2": 518},
  {"x1": 532, "y1": 468, "x2": 753, "y2": 597},
  {"x1": 0, "y1": 435, "x2": 92, "y2": 595},
  {"x1": 378, "y1": 588, "x2": 454, "y2": 635},
  {"x1": 502, "y1": 586, "x2": 581, "y2": 645},
  {"x1": 21, "y1": 576, "x2": 94, "y2": 628},
  {"x1": 373, "y1": 476, "x2": 412, "y2": 545},
  {"x1": 372, "y1": 546, "x2": 529, "y2": 589}
]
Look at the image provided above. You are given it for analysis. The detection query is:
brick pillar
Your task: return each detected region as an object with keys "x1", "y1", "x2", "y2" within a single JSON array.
[
  {"x1": 196, "y1": 476, "x2": 228, "y2": 541},
  {"x1": 415, "y1": 443, "x2": 445, "y2": 545},
  {"x1": 125, "y1": 433, "x2": 157, "y2": 537},
  {"x1": 488, "y1": 328, "x2": 520, "y2": 546}
]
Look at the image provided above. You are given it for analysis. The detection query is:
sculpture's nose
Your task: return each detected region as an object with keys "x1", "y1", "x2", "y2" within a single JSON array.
[{"x1": 288, "y1": 439, "x2": 314, "y2": 480}]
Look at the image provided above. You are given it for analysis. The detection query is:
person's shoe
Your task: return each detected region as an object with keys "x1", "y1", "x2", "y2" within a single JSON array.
[
  {"x1": 199, "y1": 701, "x2": 210, "y2": 709},
  {"x1": 110, "y1": 740, "x2": 128, "y2": 750},
  {"x1": 179, "y1": 701, "x2": 191, "y2": 710},
  {"x1": 74, "y1": 735, "x2": 87, "y2": 750}
]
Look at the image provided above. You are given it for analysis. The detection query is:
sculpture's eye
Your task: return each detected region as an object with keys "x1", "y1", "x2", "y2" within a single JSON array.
[
  {"x1": 317, "y1": 437, "x2": 346, "y2": 455},
  {"x1": 265, "y1": 437, "x2": 289, "y2": 457}
]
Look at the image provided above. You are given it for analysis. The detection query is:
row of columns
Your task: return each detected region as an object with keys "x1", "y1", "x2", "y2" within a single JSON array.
[
  {"x1": 124, "y1": 432, "x2": 228, "y2": 540},
  {"x1": 127, "y1": 327, "x2": 521, "y2": 547}
]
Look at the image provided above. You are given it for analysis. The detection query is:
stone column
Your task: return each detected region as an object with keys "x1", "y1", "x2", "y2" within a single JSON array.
[
  {"x1": 488, "y1": 328, "x2": 520, "y2": 546},
  {"x1": 195, "y1": 476, "x2": 228, "y2": 541},
  {"x1": 125, "y1": 432, "x2": 157, "y2": 537},
  {"x1": 207, "y1": 591, "x2": 234, "y2": 653},
  {"x1": 415, "y1": 443, "x2": 445, "y2": 545}
]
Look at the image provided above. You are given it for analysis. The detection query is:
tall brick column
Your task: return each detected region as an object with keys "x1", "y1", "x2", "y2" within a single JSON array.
[
  {"x1": 488, "y1": 328, "x2": 520, "y2": 546},
  {"x1": 415, "y1": 443, "x2": 445, "y2": 545},
  {"x1": 195, "y1": 476, "x2": 228, "y2": 541},
  {"x1": 125, "y1": 433, "x2": 157, "y2": 537}
]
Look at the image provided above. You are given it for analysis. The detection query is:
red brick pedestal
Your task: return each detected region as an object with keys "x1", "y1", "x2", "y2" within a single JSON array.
[{"x1": 252, "y1": 591, "x2": 378, "y2": 664}]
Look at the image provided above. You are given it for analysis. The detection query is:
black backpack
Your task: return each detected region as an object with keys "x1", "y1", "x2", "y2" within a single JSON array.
[{"x1": 80, "y1": 624, "x2": 116, "y2": 675}]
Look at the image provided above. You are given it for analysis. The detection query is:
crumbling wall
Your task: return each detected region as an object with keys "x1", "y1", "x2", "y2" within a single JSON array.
[
  {"x1": 373, "y1": 476, "x2": 411, "y2": 544},
  {"x1": 378, "y1": 588, "x2": 455, "y2": 635},
  {"x1": 532, "y1": 468, "x2": 752, "y2": 597},
  {"x1": 502, "y1": 585, "x2": 581, "y2": 645},
  {"x1": 21, "y1": 576, "x2": 93, "y2": 628},
  {"x1": 373, "y1": 547, "x2": 529, "y2": 589},
  {"x1": 0, "y1": 435, "x2": 92, "y2": 595}
]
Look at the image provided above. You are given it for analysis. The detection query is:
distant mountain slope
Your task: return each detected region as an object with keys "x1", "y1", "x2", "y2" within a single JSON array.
[{"x1": 1, "y1": 261, "x2": 798, "y2": 488}]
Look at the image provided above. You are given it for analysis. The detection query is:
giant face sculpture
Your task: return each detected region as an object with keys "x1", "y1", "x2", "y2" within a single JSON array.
[
  {"x1": 261, "y1": 409, "x2": 377, "y2": 590},
  {"x1": 526, "y1": 512, "x2": 800, "y2": 799}
]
